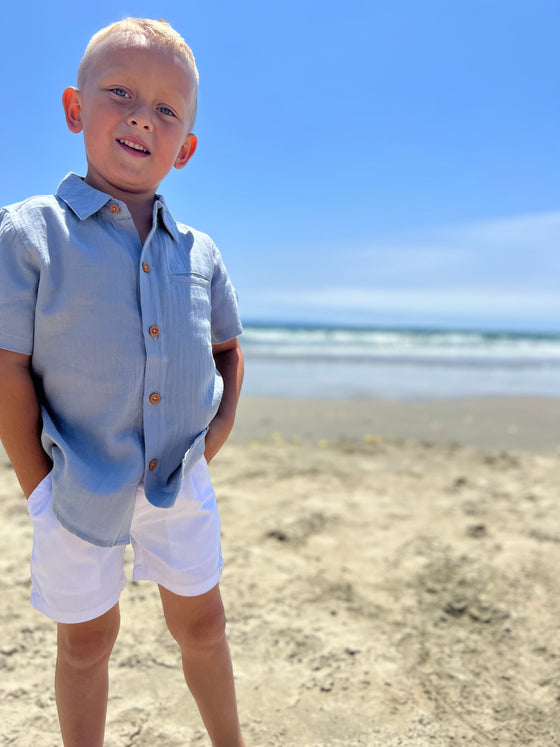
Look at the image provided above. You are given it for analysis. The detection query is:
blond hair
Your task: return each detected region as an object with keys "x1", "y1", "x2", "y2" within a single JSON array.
[{"x1": 77, "y1": 18, "x2": 199, "y2": 128}]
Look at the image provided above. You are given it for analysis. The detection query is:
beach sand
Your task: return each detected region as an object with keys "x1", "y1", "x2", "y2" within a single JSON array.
[{"x1": 1, "y1": 396, "x2": 560, "y2": 745}]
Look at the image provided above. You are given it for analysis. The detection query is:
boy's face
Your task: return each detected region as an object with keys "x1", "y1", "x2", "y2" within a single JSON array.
[{"x1": 63, "y1": 35, "x2": 197, "y2": 201}]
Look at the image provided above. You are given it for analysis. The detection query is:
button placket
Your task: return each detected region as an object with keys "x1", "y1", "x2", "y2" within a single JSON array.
[{"x1": 140, "y1": 232, "x2": 163, "y2": 485}]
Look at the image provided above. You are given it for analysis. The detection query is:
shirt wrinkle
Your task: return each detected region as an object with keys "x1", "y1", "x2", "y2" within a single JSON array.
[{"x1": 0, "y1": 173, "x2": 242, "y2": 547}]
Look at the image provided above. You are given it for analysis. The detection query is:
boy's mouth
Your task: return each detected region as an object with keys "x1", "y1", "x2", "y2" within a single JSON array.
[{"x1": 117, "y1": 138, "x2": 151, "y2": 156}]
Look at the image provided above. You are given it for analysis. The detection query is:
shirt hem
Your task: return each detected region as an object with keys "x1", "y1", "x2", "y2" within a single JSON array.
[
  {"x1": 51, "y1": 503, "x2": 130, "y2": 548},
  {"x1": 212, "y1": 323, "x2": 243, "y2": 345},
  {"x1": 0, "y1": 334, "x2": 33, "y2": 356}
]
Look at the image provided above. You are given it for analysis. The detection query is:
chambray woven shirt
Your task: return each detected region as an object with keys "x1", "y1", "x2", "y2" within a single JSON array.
[{"x1": 0, "y1": 173, "x2": 242, "y2": 547}]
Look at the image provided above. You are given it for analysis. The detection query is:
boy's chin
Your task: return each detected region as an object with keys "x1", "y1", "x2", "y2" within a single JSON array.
[{"x1": 85, "y1": 171, "x2": 161, "y2": 199}]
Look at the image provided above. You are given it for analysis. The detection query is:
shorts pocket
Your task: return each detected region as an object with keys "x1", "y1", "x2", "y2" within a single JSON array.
[
  {"x1": 182, "y1": 428, "x2": 209, "y2": 477},
  {"x1": 27, "y1": 470, "x2": 53, "y2": 519}
]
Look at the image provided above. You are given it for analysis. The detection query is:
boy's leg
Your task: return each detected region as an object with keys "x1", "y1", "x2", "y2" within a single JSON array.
[
  {"x1": 55, "y1": 603, "x2": 120, "y2": 747},
  {"x1": 159, "y1": 584, "x2": 245, "y2": 747}
]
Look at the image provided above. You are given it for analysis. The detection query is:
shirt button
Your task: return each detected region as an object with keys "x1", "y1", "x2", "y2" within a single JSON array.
[
  {"x1": 149, "y1": 459, "x2": 158, "y2": 471},
  {"x1": 149, "y1": 392, "x2": 161, "y2": 405},
  {"x1": 149, "y1": 325, "x2": 160, "y2": 338},
  {"x1": 110, "y1": 203, "x2": 120, "y2": 214},
  {"x1": 142, "y1": 262, "x2": 151, "y2": 273}
]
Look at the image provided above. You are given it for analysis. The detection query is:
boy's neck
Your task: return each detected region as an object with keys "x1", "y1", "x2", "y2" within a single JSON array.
[
  {"x1": 83, "y1": 172, "x2": 156, "y2": 245},
  {"x1": 125, "y1": 200, "x2": 155, "y2": 245}
]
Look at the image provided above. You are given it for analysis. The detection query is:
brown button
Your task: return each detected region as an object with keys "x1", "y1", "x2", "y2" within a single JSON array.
[
  {"x1": 149, "y1": 459, "x2": 158, "y2": 471},
  {"x1": 149, "y1": 392, "x2": 161, "y2": 405},
  {"x1": 110, "y1": 203, "x2": 120, "y2": 214},
  {"x1": 142, "y1": 262, "x2": 150, "y2": 273},
  {"x1": 149, "y1": 325, "x2": 160, "y2": 338}
]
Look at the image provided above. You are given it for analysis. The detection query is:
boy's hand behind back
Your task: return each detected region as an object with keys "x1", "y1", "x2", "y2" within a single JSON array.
[
  {"x1": 204, "y1": 412, "x2": 234, "y2": 463},
  {"x1": 204, "y1": 339, "x2": 244, "y2": 463},
  {"x1": 0, "y1": 349, "x2": 53, "y2": 497}
]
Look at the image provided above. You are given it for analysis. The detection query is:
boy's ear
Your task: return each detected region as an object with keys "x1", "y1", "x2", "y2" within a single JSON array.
[
  {"x1": 62, "y1": 87, "x2": 83, "y2": 133},
  {"x1": 174, "y1": 133, "x2": 198, "y2": 170}
]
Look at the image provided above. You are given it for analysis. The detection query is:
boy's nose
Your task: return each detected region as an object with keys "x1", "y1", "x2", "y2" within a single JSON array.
[{"x1": 127, "y1": 110, "x2": 153, "y2": 132}]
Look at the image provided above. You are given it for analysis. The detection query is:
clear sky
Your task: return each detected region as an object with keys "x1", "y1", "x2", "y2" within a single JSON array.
[{"x1": 1, "y1": 0, "x2": 558, "y2": 332}]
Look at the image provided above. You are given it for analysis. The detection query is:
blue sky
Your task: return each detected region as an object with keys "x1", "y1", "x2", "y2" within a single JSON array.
[{"x1": 1, "y1": 0, "x2": 558, "y2": 331}]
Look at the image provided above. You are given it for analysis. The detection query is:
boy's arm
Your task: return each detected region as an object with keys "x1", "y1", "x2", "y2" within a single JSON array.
[
  {"x1": 204, "y1": 337, "x2": 244, "y2": 463},
  {"x1": 0, "y1": 349, "x2": 52, "y2": 497}
]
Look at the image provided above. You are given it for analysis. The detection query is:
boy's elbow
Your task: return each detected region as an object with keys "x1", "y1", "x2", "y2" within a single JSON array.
[
  {"x1": 212, "y1": 337, "x2": 241, "y2": 356},
  {"x1": 0, "y1": 348, "x2": 32, "y2": 375}
]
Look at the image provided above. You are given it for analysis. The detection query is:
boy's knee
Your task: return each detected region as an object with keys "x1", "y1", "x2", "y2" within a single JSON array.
[
  {"x1": 57, "y1": 605, "x2": 120, "y2": 670},
  {"x1": 165, "y1": 592, "x2": 227, "y2": 650},
  {"x1": 191, "y1": 604, "x2": 226, "y2": 647},
  {"x1": 180, "y1": 608, "x2": 226, "y2": 652}
]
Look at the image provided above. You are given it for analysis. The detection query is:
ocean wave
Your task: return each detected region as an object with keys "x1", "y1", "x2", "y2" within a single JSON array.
[{"x1": 241, "y1": 324, "x2": 560, "y2": 366}]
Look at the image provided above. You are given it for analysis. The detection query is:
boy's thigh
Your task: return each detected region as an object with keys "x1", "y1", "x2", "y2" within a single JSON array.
[
  {"x1": 27, "y1": 473, "x2": 127, "y2": 624},
  {"x1": 130, "y1": 457, "x2": 223, "y2": 598}
]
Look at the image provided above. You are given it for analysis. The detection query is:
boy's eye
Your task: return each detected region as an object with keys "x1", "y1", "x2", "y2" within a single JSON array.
[
  {"x1": 158, "y1": 106, "x2": 176, "y2": 117},
  {"x1": 111, "y1": 88, "x2": 129, "y2": 98}
]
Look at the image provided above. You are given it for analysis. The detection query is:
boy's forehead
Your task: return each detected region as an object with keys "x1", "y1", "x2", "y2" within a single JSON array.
[
  {"x1": 81, "y1": 32, "x2": 194, "y2": 88},
  {"x1": 96, "y1": 30, "x2": 155, "y2": 56}
]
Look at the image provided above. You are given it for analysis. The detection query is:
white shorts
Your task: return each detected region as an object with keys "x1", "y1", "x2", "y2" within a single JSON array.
[{"x1": 26, "y1": 458, "x2": 223, "y2": 624}]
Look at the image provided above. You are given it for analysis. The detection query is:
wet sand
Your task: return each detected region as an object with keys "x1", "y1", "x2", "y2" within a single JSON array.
[{"x1": 232, "y1": 395, "x2": 560, "y2": 453}]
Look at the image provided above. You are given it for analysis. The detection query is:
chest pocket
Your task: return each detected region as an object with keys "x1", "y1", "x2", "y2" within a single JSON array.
[
  {"x1": 167, "y1": 255, "x2": 212, "y2": 327},
  {"x1": 166, "y1": 237, "x2": 213, "y2": 333},
  {"x1": 169, "y1": 270, "x2": 211, "y2": 288},
  {"x1": 167, "y1": 240, "x2": 212, "y2": 287}
]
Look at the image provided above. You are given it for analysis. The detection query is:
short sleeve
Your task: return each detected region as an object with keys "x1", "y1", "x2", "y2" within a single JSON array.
[
  {"x1": 210, "y1": 245, "x2": 243, "y2": 345},
  {"x1": 0, "y1": 208, "x2": 39, "y2": 355}
]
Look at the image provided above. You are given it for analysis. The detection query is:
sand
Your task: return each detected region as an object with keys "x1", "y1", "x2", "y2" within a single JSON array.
[{"x1": 1, "y1": 396, "x2": 560, "y2": 746}]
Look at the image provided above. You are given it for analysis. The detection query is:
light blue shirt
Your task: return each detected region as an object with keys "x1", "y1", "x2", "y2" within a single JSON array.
[{"x1": 0, "y1": 173, "x2": 242, "y2": 547}]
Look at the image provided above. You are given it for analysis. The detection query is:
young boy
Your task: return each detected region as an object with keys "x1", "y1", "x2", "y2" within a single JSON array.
[{"x1": 0, "y1": 18, "x2": 245, "y2": 747}]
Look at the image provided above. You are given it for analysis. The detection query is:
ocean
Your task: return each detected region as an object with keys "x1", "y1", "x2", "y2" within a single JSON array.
[{"x1": 239, "y1": 324, "x2": 560, "y2": 400}]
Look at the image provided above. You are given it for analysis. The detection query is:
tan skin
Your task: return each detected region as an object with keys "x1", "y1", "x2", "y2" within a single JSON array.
[{"x1": 0, "y1": 35, "x2": 246, "y2": 747}]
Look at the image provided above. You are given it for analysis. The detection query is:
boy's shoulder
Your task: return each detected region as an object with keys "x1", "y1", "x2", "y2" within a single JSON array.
[
  {"x1": 2, "y1": 192, "x2": 60, "y2": 218},
  {"x1": 3, "y1": 173, "x2": 109, "y2": 226},
  {"x1": 167, "y1": 209, "x2": 226, "y2": 262},
  {"x1": 1, "y1": 193, "x2": 63, "y2": 242},
  {"x1": 174, "y1": 219, "x2": 215, "y2": 248}
]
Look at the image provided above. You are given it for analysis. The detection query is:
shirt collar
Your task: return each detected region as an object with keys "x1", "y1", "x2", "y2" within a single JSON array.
[
  {"x1": 153, "y1": 196, "x2": 180, "y2": 242},
  {"x1": 56, "y1": 172, "x2": 179, "y2": 242}
]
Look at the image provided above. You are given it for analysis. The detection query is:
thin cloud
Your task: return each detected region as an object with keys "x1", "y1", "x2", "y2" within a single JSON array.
[
  {"x1": 358, "y1": 210, "x2": 558, "y2": 258},
  {"x1": 348, "y1": 210, "x2": 558, "y2": 287},
  {"x1": 241, "y1": 210, "x2": 559, "y2": 328},
  {"x1": 253, "y1": 286, "x2": 558, "y2": 317},
  {"x1": 351, "y1": 246, "x2": 471, "y2": 278},
  {"x1": 448, "y1": 211, "x2": 560, "y2": 247}
]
